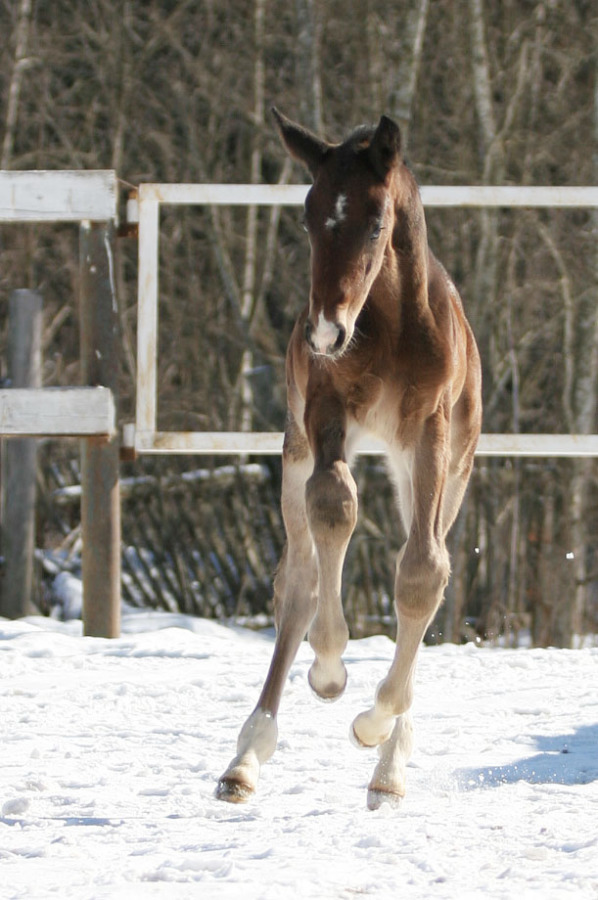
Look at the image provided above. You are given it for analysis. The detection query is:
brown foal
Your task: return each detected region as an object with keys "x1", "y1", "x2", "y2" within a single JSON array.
[{"x1": 216, "y1": 109, "x2": 482, "y2": 809}]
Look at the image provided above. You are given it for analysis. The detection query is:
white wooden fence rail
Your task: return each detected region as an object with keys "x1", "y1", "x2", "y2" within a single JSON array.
[
  {"x1": 127, "y1": 183, "x2": 598, "y2": 457},
  {"x1": 0, "y1": 388, "x2": 115, "y2": 437},
  {"x1": 0, "y1": 170, "x2": 118, "y2": 223}
]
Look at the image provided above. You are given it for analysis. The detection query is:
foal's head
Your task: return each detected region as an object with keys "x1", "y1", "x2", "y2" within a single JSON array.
[{"x1": 273, "y1": 108, "x2": 405, "y2": 359}]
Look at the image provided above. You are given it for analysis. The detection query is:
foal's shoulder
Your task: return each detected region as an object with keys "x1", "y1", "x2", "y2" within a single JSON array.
[{"x1": 427, "y1": 251, "x2": 466, "y2": 319}]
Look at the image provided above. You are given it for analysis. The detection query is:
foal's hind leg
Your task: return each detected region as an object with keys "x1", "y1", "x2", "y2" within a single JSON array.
[
  {"x1": 352, "y1": 416, "x2": 459, "y2": 807},
  {"x1": 366, "y1": 711, "x2": 414, "y2": 810},
  {"x1": 216, "y1": 445, "x2": 317, "y2": 803},
  {"x1": 353, "y1": 536, "x2": 445, "y2": 809}
]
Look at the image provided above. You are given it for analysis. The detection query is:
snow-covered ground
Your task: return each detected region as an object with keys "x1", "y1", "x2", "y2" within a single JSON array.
[{"x1": 1, "y1": 611, "x2": 596, "y2": 899}]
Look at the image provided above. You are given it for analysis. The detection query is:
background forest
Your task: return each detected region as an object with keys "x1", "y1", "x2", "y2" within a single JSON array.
[{"x1": 0, "y1": 0, "x2": 597, "y2": 646}]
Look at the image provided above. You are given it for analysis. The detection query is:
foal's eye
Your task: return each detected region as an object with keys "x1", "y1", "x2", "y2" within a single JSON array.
[{"x1": 370, "y1": 222, "x2": 384, "y2": 241}]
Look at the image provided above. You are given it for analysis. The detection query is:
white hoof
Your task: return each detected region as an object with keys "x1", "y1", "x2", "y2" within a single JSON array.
[
  {"x1": 216, "y1": 709, "x2": 278, "y2": 803},
  {"x1": 308, "y1": 658, "x2": 347, "y2": 701},
  {"x1": 351, "y1": 707, "x2": 395, "y2": 748},
  {"x1": 215, "y1": 764, "x2": 257, "y2": 804},
  {"x1": 367, "y1": 787, "x2": 404, "y2": 811},
  {"x1": 216, "y1": 747, "x2": 261, "y2": 804}
]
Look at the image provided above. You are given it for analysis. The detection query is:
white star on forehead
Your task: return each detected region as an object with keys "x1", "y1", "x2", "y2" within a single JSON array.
[{"x1": 325, "y1": 193, "x2": 347, "y2": 230}]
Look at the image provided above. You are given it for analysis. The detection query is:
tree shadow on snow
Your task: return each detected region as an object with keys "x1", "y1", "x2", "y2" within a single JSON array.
[{"x1": 454, "y1": 723, "x2": 598, "y2": 790}]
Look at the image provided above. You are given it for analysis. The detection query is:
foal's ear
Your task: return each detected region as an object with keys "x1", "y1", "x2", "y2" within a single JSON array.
[
  {"x1": 271, "y1": 107, "x2": 328, "y2": 178},
  {"x1": 368, "y1": 115, "x2": 402, "y2": 182}
]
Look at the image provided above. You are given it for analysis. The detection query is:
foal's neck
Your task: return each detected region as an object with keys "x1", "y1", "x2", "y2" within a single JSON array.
[{"x1": 370, "y1": 204, "x2": 430, "y2": 330}]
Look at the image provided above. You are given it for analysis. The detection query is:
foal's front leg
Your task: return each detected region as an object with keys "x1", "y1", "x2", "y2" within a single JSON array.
[
  {"x1": 216, "y1": 392, "x2": 357, "y2": 802},
  {"x1": 302, "y1": 385, "x2": 357, "y2": 699},
  {"x1": 305, "y1": 454, "x2": 357, "y2": 700},
  {"x1": 216, "y1": 446, "x2": 317, "y2": 803}
]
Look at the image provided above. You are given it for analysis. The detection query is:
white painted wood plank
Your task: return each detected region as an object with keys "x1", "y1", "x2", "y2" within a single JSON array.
[
  {"x1": 476, "y1": 433, "x2": 598, "y2": 457},
  {"x1": 136, "y1": 198, "x2": 159, "y2": 434},
  {"x1": 132, "y1": 182, "x2": 598, "y2": 459},
  {"x1": 137, "y1": 183, "x2": 308, "y2": 208},
  {"x1": 131, "y1": 184, "x2": 598, "y2": 216},
  {"x1": 128, "y1": 430, "x2": 598, "y2": 457},
  {"x1": 0, "y1": 171, "x2": 117, "y2": 222},
  {"x1": 420, "y1": 185, "x2": 598, "y2": 207},
  {"x1": 133, "y1": 431, "x2": 285, "y2": 455},
  {"x1": 0, "y1": 388, "x2": 115, "y2": 436}
]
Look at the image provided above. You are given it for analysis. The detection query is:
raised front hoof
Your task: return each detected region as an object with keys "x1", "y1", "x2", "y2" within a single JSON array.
[
  {"x1": 308, "y1": 659, "x2": 347, "y2": 702},
  {"x1": 351, "y1": 709, "x2": 394, "y2": 749},
  {"x1": 350, "y1": 722, "x2": 374, "y2": 749},
  {"x1": 367, "y1": 787, "x2": 404, "y2": 811},
  {"x1": 215, "y1": 775, "x2": 255, "y2": 804}
]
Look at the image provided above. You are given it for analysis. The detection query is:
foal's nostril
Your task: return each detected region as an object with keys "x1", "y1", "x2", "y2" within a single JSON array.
[{"x1": 333, "y1": 326, "x2": 346, "y2": 353}]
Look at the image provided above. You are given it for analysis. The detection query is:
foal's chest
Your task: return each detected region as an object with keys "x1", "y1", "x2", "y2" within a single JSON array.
[{"x1": 345, "y1": 375, "x2": 404, "y2": 446}]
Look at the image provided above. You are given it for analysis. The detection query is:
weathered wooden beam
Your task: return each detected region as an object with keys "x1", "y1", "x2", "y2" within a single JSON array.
[
  {"x1": 0, "y1": 387, "x2": 115, "y2": 437},
  {"x1": 80, "y1": 221, "x2": 121, "y2": 638},
  {"x1": 0, "y1": 170, "x2": 117, "y2": 222},
  {"x1": 1, "y1": 290, "x2": 42, "y2": 618}
]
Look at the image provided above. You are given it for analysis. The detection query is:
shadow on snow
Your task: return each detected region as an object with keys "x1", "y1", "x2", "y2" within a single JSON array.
[{"x1": 455, "y1": 723, "x2": 598, "y2": 790}]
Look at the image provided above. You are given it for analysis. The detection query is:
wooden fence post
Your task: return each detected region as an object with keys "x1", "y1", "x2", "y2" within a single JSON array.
[
  {"x1": 79, "y1": 221, "x2": 121, "y2": 638},
  {"x1": 0, "y1": 289, "x2": 42, "y2": 618}
]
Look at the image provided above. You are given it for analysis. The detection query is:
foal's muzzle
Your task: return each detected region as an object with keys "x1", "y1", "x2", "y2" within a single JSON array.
[{"x1": 304, "y1": 316, "x2": 347, "y2": 357}]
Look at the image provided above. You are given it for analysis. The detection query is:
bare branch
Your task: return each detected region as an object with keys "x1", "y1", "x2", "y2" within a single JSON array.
[
  {"x1": 2, "y1": 0, "x2": 32, "y2": 168},
  {"x1": 537, "y1": 222, "x2": 575, "y2": 431}
]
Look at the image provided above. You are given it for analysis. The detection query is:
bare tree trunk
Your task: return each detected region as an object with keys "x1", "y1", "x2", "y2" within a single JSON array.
[
  {"x1": 387, "y1": 0, "x2": 429, "y2": 152},
  {"x1": 238, "y1": 0, "x2": 266, "y2": 434},
  {"x1": 110, "y1": 0, "x2": 133, "y2": 174},
  {"x1": 533, "y1": 59, "x2": 598, "y2": 646},
  {"x1": 250, "y1": 156, "x2": 293, "y2": 349},
  {"x1": 468, "y1": 0, "x2": 507, "y2": 641},
  {"x1": 566, "y1": 61, "x2": 598, "y2": 645},
  {"x1": 1, "y1": 0, "x2": 32, "y2": 168},
  {"x1": 534, "y1": 476, "x2": 555, "y2": 647},
  {"x1": 296, "y1": 0, "x2": 323, "y2": 133},
  {"x1": 468, "y1": 0, "x2": 504, "y2": 328},
  {"x1": 506, "y1": 269, "x2": 521, "y2": 646}
]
